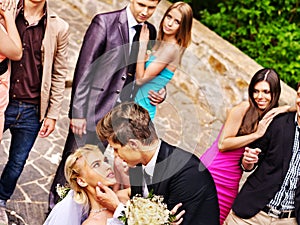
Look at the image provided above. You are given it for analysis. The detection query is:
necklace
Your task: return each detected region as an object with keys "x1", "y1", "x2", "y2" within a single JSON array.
[
  {"x1": 24, "y1": 12, "x2": 44, "y2": 25},
  {"x1": 90, "y1": 208, "x2": 107, "y2": 213}
]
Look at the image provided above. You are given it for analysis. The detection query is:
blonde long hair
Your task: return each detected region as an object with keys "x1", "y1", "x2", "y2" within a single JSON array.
[{"x1": 64, "y1": 145, "x2": 101, "y2": 210}]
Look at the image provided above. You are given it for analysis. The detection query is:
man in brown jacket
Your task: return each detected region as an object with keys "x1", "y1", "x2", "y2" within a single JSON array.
[{"x1": 0, "y1": 0, "x2": 69, "y2": 223}]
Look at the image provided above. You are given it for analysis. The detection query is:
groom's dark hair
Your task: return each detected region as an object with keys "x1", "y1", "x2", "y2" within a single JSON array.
[{"x1": 97, "y1": 102, "x2": 158, "y2": 146}]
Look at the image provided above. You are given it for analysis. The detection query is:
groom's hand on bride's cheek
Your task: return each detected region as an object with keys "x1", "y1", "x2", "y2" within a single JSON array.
[{"x1": 95, "y1": 181, "x2": 120, "y2": 212}]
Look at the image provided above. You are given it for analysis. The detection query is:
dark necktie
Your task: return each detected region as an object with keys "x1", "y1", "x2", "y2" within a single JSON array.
[
  {"x1": 143, "y1": 169, "x2": 154, "y2": 193},
  {"x1": 120, "y1": 24, "x2": 142, "y2": 102}
]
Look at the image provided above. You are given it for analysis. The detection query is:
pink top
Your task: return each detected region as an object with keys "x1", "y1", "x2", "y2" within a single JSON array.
[
  {"x1": 0, "y1": 23, "x2": 10, "y2": 140},
  {"x1": 0, "y1": 23, "x2": 6, "y2": 61}
]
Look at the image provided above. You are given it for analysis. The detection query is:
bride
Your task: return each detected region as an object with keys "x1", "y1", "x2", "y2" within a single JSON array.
[{"x1": 44, "y1": 144, "x2": 183, "y2": 225}]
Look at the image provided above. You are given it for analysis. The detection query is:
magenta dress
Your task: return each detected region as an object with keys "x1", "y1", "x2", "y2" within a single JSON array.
[{"x1": 200, "y1": 130, "x2": 244, "y2": 225}]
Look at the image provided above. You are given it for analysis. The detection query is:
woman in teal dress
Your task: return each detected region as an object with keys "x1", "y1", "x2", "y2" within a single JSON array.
[{"x1": 134, "y1": 2, "x2": 193, "y2": 119}]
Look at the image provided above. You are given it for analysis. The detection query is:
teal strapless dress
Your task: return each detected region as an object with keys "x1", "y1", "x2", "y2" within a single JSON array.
[{"x1": 134, "y1": 55, "x2": 174, "y2": 119}]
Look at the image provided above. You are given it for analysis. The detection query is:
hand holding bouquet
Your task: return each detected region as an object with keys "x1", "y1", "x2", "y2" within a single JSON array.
[{"x1": 119, "y1": 191, "x2": 176, "y2": 225}]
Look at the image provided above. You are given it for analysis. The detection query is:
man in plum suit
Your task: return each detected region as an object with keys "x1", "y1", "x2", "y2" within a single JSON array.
[{"x1": 48, "y1": 0, "x2": 165, "y2": 209}]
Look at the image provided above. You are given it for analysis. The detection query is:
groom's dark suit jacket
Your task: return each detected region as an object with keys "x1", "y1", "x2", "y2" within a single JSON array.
[
  {"x1": 69, "y1": 7, "x2": 156, "y2": 131},
  {"x1": 232, "y1": 112, "x2": 300, "y2": 224},
  {"x1": 130, "y1": 140, "x2": 220, "y2": 225}
]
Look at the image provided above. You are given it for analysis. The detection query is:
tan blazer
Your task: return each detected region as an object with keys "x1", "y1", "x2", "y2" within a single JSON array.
[
  {"x1": 15, "y1": 1, "x2": 69, "y2": 121},
  {"x1": 39, "y1": 7, "x2": 69, "y2": 121}
]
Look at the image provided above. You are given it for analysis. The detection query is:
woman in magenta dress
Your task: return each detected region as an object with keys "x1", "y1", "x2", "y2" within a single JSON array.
[{"x1": 201, "y1": 68, "x2": 291, "y2": 224}]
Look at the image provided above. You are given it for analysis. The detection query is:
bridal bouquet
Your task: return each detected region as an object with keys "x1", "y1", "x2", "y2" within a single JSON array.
[
  {"x1": 119, "y1": 191, "x2": 175, "y2": 225},
  {"x1": 56, "y1": 184, "x2": 70, "y2": 202}
]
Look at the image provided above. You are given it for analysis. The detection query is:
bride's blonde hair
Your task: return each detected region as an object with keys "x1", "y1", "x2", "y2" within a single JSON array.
[{"x1": 64, "y1": 144, "x2": 101, "y2": 211}]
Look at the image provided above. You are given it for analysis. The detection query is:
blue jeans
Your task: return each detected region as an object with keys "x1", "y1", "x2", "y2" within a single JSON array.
[{"x1": 0, "y1": 100, "x2": 41, "y2": 200}]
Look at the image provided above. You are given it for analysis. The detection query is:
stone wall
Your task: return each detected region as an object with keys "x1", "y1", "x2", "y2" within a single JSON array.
[
  {"x1": 51, "y1": 0, "x2": 296, "y2": 156},
  {"x1": 3, "y1": 1, "x2": 296, "y2": 224}
]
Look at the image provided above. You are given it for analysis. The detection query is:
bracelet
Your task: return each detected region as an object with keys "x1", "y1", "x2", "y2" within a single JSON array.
[
  {"x1": 240, "y1": 163, "x2": 247, "y2": 171},
  {"x1": 240, "y1": 162, "x2": 254, "y2": 172}
]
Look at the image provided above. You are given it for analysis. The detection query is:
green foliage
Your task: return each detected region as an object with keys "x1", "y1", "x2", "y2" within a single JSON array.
[{"x1": 199, "y1": 0, "x2": 300, "y2": 89}]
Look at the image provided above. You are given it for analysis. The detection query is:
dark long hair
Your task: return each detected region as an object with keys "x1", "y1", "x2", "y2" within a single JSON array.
[{"x1": 238, "y1": 68, "x2": 281, "y2": 135}]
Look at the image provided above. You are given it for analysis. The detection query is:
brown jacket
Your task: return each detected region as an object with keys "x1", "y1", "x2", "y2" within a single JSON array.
[
  {"x1": 16, "y1": 1, "x2": 69, "y2": 121},
  {"x1": 40, "y1": 7, "x2": 69, "y2": 121}
]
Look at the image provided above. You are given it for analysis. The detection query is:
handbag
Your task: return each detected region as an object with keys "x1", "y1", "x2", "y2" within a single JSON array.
[{"x1": 0, "y1": 58, "x2": 8, "y2": 75}]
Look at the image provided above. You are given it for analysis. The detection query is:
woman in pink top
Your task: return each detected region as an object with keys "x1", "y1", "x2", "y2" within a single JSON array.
[
  {"x1": 201, "y1": 68, "x2": 292, "y2": 224},
  {"x1": 0, "y1": 0, "x2": 22, "y2": 141}
]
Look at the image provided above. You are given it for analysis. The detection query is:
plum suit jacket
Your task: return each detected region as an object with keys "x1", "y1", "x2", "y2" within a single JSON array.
[{"x1": 69, "y1": 8, "x2": 156, "y2": 131}]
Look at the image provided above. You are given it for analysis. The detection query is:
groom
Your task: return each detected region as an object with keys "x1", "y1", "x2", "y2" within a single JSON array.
[{"x1": 96, "y1": 102, "x2": 220, "y2": 225}]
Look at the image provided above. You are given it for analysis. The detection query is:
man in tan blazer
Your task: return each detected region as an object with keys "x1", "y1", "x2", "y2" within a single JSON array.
[{"x1": 0, "y1": 0, "x2": 69, "y2": 223}]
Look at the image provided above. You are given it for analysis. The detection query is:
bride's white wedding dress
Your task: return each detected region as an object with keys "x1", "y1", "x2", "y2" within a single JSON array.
[
  {"x1": 43, "y1": 190, "x2": 86, "y2": 225},
  {"x1": 44, "y1": 190, "x2": 123, "y2": 225}
]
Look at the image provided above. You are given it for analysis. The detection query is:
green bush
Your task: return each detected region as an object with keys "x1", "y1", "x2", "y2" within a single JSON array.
[{"x1": 199, "y1": 0, "x2": 300, "y2": 89}]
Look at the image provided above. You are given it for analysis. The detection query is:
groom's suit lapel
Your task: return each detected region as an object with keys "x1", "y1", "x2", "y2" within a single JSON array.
[
  {"x1": 152, "y1": 141, "x2": 173, "y2": 193},
  {"x1": 129, "y1": 141, "x2": 175, "y2": 197}
]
